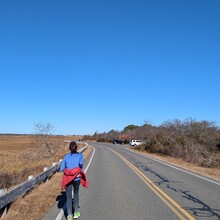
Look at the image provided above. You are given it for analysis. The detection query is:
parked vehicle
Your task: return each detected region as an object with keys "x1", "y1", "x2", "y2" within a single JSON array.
[
  {"x1": 129, "y1": 140, "x2": 144, "y2": 146},
  {"x1": 112, "y1": 139, "x2": 124, "y2": 144}
]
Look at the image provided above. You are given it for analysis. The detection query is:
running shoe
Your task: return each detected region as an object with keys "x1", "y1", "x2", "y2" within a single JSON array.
[{"x1": 73, "y1": 212, "x2": 78, "y2": 219}]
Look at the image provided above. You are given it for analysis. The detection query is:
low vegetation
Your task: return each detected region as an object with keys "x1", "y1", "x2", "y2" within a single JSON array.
[
  {"x1": 83, "y1": 118, "x2": 220, "y2": 168},
  {"x1": 0, "y1": 134, "x2": 82, "y2": 189}
]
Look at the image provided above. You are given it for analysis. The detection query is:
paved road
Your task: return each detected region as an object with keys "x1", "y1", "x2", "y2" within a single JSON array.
[{"x1": 43, "y1": 142, "x2": 220, "y2": 220}]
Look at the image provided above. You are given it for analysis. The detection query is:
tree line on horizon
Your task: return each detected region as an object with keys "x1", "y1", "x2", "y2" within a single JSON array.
[{"x1": 82, "y1": 118, "x2": 220, "y2": 168}]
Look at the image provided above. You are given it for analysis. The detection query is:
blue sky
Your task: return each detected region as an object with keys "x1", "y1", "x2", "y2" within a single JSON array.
[{"x1": 0, "y1": 0, "x2": 220, "y2": 135}]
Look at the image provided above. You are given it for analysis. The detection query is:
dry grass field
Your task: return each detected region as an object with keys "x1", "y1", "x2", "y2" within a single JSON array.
[
  {"x1": 0, "y1": 134, "x2": 82, "y2": 189},
  {"x1": 0, "y1": 135, "x2": 35, "y2": 155}
]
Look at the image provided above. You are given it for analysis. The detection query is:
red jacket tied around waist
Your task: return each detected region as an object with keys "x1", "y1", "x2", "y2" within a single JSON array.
[{"x1": 61, "y1": 167, "x2": 88, "y2": 189}]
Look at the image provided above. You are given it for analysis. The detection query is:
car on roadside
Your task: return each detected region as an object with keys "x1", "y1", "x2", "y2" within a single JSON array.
[
  {"x1": 112, "y1": 139, "x2": 124, "y2": 144},
  {"x1": 129, "y1": 140, "x2": 144, "y2": 146}
]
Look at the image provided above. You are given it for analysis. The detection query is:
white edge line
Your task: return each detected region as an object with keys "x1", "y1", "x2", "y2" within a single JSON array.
[
  {"x1": 55, "y1": 203, "x2": 66, "y2": 220},
  {"x1": 84, "y1": 145, "x2": 95, "y2": 173},
  {"x1": 126, "y1": 148, "x2": 220, "y2": 186},
  {"x1": 55, "y1": 144, "x2": 95, "y2": 220}
]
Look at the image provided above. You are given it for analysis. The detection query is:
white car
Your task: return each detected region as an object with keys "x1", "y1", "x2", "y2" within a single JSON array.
[{"x1": 129, "y1": 140, "x2": 144, "y2": 146}]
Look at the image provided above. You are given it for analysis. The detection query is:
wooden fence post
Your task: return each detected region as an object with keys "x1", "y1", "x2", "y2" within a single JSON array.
[
  {"x1": 44, "y1": 167, "x2": 49, "y2": 183},
  {"x1": 28, "y1": 175, "x2": 34, "y2": 181}
]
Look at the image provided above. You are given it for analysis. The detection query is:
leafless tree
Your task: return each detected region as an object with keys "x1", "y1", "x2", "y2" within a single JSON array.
[{"x1": 33, "y1": 122, "x2": 56, "y2": 157}]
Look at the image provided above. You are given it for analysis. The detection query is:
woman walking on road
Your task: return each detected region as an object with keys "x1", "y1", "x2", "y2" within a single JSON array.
[{"x1": 60, "y1": 141, "x2": 88, "y2": 220}]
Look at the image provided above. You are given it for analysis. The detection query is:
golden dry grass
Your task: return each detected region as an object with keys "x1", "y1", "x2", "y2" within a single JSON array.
[
  {"x1": 0, "y1": 135, "x2": 82, "y2": 155},
  {"x1": 0, "y1": 135, "x2": 83, "y2": 189},
  {"x1": 0, "y1": 135, "x2": 35, "y2": 162}
]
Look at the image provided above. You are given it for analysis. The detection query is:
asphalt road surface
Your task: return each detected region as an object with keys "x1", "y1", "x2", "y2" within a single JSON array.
[{"x1": 42, "y1": 142, "x2": 220, "y2": 220}]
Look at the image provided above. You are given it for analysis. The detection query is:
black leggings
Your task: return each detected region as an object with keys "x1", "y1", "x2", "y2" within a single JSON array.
[{"x1": 66, "y1": 180, "x2": 80, "y2": 215}]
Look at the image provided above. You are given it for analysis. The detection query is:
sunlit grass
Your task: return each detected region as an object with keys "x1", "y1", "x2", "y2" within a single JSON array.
[{"x1": 0, "y1": 135, "x2": 83, "y2": 189}]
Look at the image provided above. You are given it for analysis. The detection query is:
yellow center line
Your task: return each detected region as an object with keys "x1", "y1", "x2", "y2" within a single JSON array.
[{"x1": 108, "y1": 147, "x2": 195, "y2": 220}]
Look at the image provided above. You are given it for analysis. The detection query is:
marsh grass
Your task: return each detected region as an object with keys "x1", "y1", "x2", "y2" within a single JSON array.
[{"x1": 0, "y1": 135, "x2": 82, "y2": 189}]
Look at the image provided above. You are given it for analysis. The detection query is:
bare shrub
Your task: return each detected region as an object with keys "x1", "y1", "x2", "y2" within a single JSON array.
[
  {"x1": 90, "y1": 118, "x2": 220, "y2": 167},
  {"x1": 93, "y1": 130, "x2": 121, "y2": 142},
  {"x1": 144, "y1": 119, "x2": 220, "y2": 167}
]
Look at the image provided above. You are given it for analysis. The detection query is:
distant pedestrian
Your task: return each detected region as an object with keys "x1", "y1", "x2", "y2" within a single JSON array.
[{"x1": 60, "y1": 141, "x2": 88, "y2": 220}]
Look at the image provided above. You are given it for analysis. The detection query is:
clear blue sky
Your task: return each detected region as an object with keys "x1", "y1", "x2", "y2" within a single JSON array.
[{"x1": 0, "y1": 0, "x2": 220, "y2": 135}]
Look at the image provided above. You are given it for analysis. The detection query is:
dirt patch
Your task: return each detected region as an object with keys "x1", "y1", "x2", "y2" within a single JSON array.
[
  {"x1": 131, "y1": 149, "x2": 220, "y2": 181},
  {"x1": 2, "y1": 145, "x2": 92, "y2": 220}
]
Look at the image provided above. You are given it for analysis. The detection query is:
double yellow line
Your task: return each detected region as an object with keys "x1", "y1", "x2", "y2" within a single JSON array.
[{"x1": 108, "y1": 147, "x2": 195, "y2": 220}]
